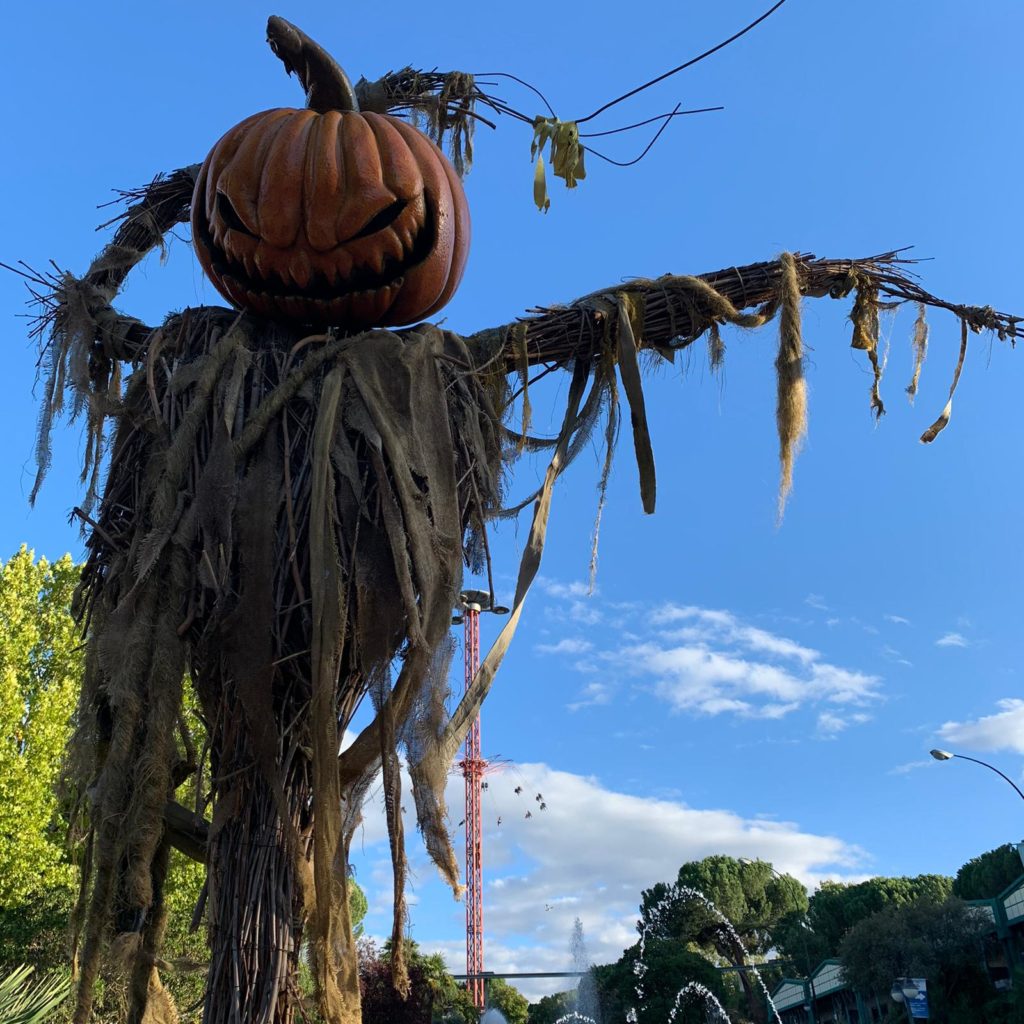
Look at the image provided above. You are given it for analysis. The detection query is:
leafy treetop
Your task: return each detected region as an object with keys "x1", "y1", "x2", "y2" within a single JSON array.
[{"x1": 953, "y1": 845, "x2": 1024, "y2": 902}]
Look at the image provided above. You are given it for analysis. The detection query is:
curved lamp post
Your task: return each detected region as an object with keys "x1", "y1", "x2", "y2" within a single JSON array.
[
  {"x1": 738, "y1": 858, "x2": 817, "y2": 1024},
  {"x1": 930, "y1": 749, "x2": 1024, "y2": 870},
  {"x1": 929, "y1": 749, "x2": 1024, "y2": 803}
]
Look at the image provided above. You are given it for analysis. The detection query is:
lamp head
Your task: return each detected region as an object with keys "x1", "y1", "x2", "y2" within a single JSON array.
[{"x1": 930, "y1": 749, "x2": 954, "y2": 761}]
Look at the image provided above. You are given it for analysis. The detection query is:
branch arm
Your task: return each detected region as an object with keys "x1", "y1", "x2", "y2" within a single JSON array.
[{"x1": 464, "y1": 252, "x2": 1023, "y2": 373}]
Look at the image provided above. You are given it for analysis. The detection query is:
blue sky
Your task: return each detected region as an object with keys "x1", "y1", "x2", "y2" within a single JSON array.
[{"x1": 2, "y1": 0, "x2": 1023, "y2": 998}]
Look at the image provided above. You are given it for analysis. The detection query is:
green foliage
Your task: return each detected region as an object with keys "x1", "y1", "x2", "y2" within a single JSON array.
[
  {"x1": 838, "y1": 897, "x2": 990, "y2": 1011},
  {"x1": 348, "y1": 875, "x2": 369, "y2": 936},
  {"x1": 638, "y1": 857, "x2": 805, "y2": 1024},
  {"x1": 360, "y1": 940, "x2": 478, "y2": 1024},
  {"x1": 0, "y1": 890, "x2": 74, "y2": 974},
  {"x1": 487, "y1": 978, "x2": 529, "y2": 1024},
  {"x1": 805, "y1": 873, "x2": 953, "y2": 957},
  {"x1": 0, "y1": 964, "x2": 71, "y2": 1024},
  {"x1": 953, "y1": 844, "x2": 1024, "y2": 901},
  {"x1": 641, "y1": 856, "x2": 808, "y2": 962},
  {"x1": 0, "y1": 548, "x2": 82, "y2": 909},
  {"x1": 592, "y1": 938, "x2": 729, "y2": 1024},
  {"x1": 526, "y1": 989, "x2": 574, "y2": 1024},
  {"x1": 770, "y1": 911, "x2": 832, "y2": 977},
  {"x1": 0, "y1": 550, "x2": 221, "y2": 1016}
]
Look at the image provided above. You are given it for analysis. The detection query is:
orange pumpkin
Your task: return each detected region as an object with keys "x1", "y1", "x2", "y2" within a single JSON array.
[{"x1": 191, "y1": 103, "x2": 469, "y2": 330}]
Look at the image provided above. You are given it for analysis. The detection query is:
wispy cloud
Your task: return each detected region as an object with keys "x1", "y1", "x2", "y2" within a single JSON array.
[
  {"x1": 567, "y1": 682, "x2": 613, "y2": 712},
  {"x1": 889, "y1": 759, "x2": 933, "y2": 776},
  {"x1": 817, "y1": 711, "x2": 872, "y2": 737},
  {"x1": 537, "y1": 578, "x2": 594, "y2": 600},
  {"x1": 654, "y1": 605, "x2": 819, "y2": 664},
  {"x1": 936, "y1": 632, "x2": 969, "y2": 648},
  {"x1": 881, "y1": 645, "x2": 912, "y2": 667},
  {"x1": 534, "y1": 587, "x2": 883, "y2": 726},
  {"x1": 620, "y1": 606, "x2": 880, "y2": 721},
  {"x1": 938, "y1": 699, "x2": 1024, "y2": 754},
  {"x1": 805, "y1": 594, "x2": 829, "y2": 611},
  {"x1": 535, "y1": 637, "x2": 593, "y2": 656},
  {"x1": 885, "y1": 614, "x2": 911, "y2": 626}
]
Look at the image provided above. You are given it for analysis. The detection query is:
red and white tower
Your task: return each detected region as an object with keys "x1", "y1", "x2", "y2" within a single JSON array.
[
  {"x1": 456, "y1": 588, "x2": 505, "y2": 1010},
  {"x1": 461, "y1": 592, "x2": 485, "y2": 1009}
]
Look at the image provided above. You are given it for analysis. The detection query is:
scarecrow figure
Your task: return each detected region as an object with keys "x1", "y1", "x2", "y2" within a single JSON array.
[{"x1": 14, "y1": 17, "x2": 1021, "y2": 1024}]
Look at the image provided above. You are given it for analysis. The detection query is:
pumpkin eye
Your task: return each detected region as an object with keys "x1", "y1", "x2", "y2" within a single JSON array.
[
  {"x1": 216, "y1": 192, "x2": 257, "y2": 237},
  {"x1": 350, "y1": 199, "x2": 407, "y2": 241}
]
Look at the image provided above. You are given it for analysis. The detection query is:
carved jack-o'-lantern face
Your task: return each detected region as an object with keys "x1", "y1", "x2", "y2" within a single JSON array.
[{"x1": 191, "y1": 107, "x2": 469, "y2": 330}]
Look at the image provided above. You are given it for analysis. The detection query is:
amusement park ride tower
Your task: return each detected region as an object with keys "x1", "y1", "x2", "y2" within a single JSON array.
[{"x1": 454, "y1": 589, "x2": 507, "y2": 1009}]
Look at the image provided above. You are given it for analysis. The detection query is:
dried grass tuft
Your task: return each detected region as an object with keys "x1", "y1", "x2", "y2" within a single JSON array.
[
  {"x1": 775, "y1": 252, "x2": 808, "y2": 521},
  {"x1": 906, "y1": 302, "x2": 929, "y2": 402}
]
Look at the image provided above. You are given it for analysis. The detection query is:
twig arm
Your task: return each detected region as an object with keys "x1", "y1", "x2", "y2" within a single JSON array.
[
  {"x1": 464, "y1": 252, "x2": 1023, "y2": 372},
  {"x1": 163, "y1": 799, "x2": 209, "y2": 863}
]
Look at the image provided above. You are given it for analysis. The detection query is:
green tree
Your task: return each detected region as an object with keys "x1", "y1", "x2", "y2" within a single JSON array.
[
  {"x1": 360, "y1": 940, "x2": 478, "y2": 1024},
  {"x1": 804, "y1": 874, "x2": 953, "y2": 957},
  {"x1": 0, "y1": 548, "x2": 81, "y2": 910},
  {"x1": 838, "y1": 897, "x2": 991, "y2": 1020},
  {"x1": 526, "y1": 990, "x2": 574, "y2": 1024},
  {"x1": 639, "y1": 856, "x2": 807, "y2": 1023},
  {"x1": 592, "y1": 938, "x2": 729, "y2": 1024},
  {"x1": 487, "y1": 978, "x2": 529, "y2": 1024},
  {"x1": 348, "y1": 874, "x2": 369, "y2": 936},
  {"x1": 953, "y1": 845, "x2": 1024, "y2": 901}
]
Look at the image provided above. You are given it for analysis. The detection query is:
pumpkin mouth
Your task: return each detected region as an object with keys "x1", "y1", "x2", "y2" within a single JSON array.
[{"x1": 196, "y1": 195, "x2": 437, "y2": 308}]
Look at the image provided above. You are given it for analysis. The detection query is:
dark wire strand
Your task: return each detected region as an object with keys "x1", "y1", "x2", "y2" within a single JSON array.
[
  {"x1": 473, "y1": 71, "x2": 557, "y2": 118},
  {"x1": 584, "y1": 103, "x2": 682, "y2": 167},
  {"x1": 579, "y1": 105, "x2": 723, "y2": 139},
  {"x1": 575, "y1": 0, "x2": 790, "y2": 125}
]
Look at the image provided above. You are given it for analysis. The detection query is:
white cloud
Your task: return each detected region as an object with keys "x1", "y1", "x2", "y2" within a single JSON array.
[
  {"x1": 885, "y1": 615, "x2": 911, "y2": 626},
  {"x1": 355, "y1": 762, "x2": 866, "y2": 1001},
  {"x1": 888, "y1": 759, "x2": 933, "y2": 775},
  {"x1": 547, "y1": 600, "x2": 883, "y2": 724},
  {"x1": 938, "y1": 699, "x2": 1024, "y2": 754},
  {"x1": 805, "y1": 594, "x2": 829, "y2": 611},
  {"x1": 816, "y1": 712, "x2": 847, "y2": 736},
  {"x1": 936, "y1": 632, "x2": 969, "y2": 648},
  {"x1": 567, "y1": 682, "x2": 613, "y2": 712},
  {"x1": 626, "y1": 637, "x2": 878, "y2": 720},
  {"x1": 537, "y1": 578, "x2": 594, "y2": 600},
  {"x1": 817, "y1": 711, "x2": 872, "y2": 737},
  {"x1": 568, "y1": 600, "x2": 603, "y2": 626},
  {"x1": 881, "y1": 645, "x2": 912, "y2": 667},
  {"x1": 536, "y1": 637, "x2": 593, "y2": 656}
]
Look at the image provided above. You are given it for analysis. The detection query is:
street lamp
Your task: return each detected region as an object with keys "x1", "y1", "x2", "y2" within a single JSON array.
[
  {"x1": 890, "y1": 978, "x2": 919, "y2": 1024},
  {"x1": 738, "y1": 858, "x2": 816, "y2": 1024},
  {"x1": 930, "y1": 749, "x2": 1024, "y2": 868},
  {"x1": 929, "y1": 749, "x2": 1024, "y2": 803}
]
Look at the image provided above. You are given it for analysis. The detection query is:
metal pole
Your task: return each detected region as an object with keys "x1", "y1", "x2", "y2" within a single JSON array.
[
  {"x1": 931, "y1": 748, "x2": 1024, "y2": 803},
  {"x1": 463, "y1": 599, "x2": 484, "y2": 1011},
  {"x1": 950, "y1": 753, "x2": 1024, "y2": 804}
]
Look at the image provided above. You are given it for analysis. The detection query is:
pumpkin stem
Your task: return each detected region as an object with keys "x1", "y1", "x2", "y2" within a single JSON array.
[{"x1": 266, "y1": 16, "x2": 360, "y2": 113}]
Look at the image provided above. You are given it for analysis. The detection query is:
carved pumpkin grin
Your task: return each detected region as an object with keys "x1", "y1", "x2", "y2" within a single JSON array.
[
  {"x1": 191, "y1": 87, "x2": 469, "y2": 331},
  {"x1": 195, "y1": 182, "x2": 440, "y2": 327}
]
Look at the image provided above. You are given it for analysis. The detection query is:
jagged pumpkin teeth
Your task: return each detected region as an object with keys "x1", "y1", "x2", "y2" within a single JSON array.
[
  {"x1": 192, "y1": 94, "x2": 469, "y2": 329},
  {"x1": 290, "y1": 252, "x2": 313, "y2": 290}
]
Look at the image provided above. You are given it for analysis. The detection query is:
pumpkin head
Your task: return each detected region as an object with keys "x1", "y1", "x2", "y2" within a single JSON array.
[{"x1": 191, "y1": 31, "x2": 469, "y2": 331}]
